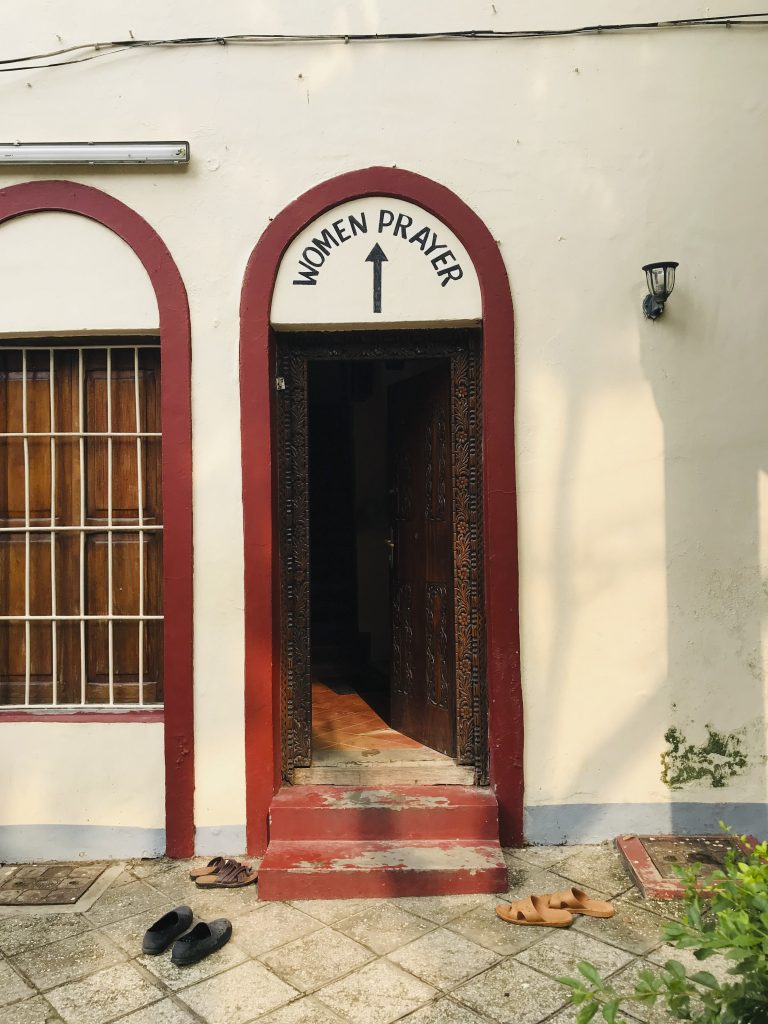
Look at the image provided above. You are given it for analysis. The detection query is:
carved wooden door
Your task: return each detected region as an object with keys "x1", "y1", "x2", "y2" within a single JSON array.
[{"x1": 388, "y1": 364, "x2": 456, "y2": 755}]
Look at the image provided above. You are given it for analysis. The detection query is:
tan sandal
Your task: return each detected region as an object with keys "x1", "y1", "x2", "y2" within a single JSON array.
[
  {"x1": 189, "y1": 856, "x2": 227, "y2": 880},
  {"x1": 195, "y1": 860, "x2": 258, "y2": 888},
  {"x1": 547, "y1": 887, "x2": 615, "y2": 919},
  {"x1": 495, "y1": 894, "x2": 574, "y2": 927}
]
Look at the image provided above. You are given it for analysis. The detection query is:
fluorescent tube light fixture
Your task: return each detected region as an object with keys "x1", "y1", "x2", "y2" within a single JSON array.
[{"x1": 0, "y1": 142, "x2": 190, "y2": 165}]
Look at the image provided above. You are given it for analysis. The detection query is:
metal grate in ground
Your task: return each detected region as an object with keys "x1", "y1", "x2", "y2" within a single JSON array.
[
  {"x1": 0, "y1": 862, "x2": 107, "y2": 906},
  {"x1": 643, "y1": 835, "x2": 734, "y2": 879},
  {"x1": 616, "y1": 833, "x2": 753, "y2": 898}
]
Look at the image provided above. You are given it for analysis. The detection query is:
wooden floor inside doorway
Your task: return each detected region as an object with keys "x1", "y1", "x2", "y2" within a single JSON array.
[{"x1": 294, "y1": 680, "x2": 474, "y2": 786}]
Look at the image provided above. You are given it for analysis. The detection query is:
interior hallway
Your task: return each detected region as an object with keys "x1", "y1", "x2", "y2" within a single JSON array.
[{"x1": 296, "y1": 680, "x2": 473, "y2": 785}]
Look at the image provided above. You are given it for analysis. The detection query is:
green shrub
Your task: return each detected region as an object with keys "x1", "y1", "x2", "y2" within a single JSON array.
[{"x1": 557, "y1": 831, "x2": 768, "y2": 1024}]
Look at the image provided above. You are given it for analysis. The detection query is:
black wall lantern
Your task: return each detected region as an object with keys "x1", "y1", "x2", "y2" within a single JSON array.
[{"x1": 642, "y1": 261, "x2": 678, "y2": 320}]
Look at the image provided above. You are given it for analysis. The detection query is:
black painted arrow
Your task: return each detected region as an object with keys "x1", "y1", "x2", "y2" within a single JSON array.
[{"x1": 365, "y1": 243, "x2": 388, "y2": 314}]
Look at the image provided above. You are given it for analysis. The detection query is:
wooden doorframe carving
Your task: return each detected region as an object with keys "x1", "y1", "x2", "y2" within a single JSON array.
[{"x1": 276, "y1": 330, "x2": 487, "y2": 783}]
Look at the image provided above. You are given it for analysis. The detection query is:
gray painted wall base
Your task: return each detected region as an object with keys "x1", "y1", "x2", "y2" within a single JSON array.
[
  {"x1": 4, "y1": 806, "x2": 765, "y2": 861},
  {"x1": 0, "y1": 825, "x2": 164, "y2": 862},
  {"x1": 525, "y1": 802, "x2": 768, "y2": 845},
  {"x1": 1, "y1": 824, "x2": 248, "y2": 861}
]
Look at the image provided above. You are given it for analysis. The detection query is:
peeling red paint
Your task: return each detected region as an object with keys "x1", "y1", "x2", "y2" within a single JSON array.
[
  {"x1": 262, "y1": 784, "x2": 506, "y2": 898},
  {"x1": 259, "y1": 839, "x2": 507, "y2": 900},
  {"x1": 268, "y1": 784, "x2": 500, "y2": 842}
]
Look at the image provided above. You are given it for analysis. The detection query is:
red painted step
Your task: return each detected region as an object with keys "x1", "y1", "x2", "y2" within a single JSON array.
[
  {"x1": 258, "y1": 839, "x2": 507, "y2": 901},
  {"x1": 268, "y1": 785, "x2": 499, "y2": 841},
  {"x1": 259, "y1": 785, "x2": 507, "y2": 900}
]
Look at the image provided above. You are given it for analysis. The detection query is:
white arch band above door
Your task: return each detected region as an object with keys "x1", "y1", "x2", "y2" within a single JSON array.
[{"x1": 271, "y1": 197, "x2": 481, "y2": 330}]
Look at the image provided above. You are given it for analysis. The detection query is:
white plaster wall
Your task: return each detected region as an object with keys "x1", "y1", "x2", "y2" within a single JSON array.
[
  {"x1": 0, "y1": 212, "x2": 158, "y2": 334},
  {"x1": 1, "y1": 0, "x2": 766, "y2": 839},
  {"x1": 0, "y1": 724, "x2": 164, "y2": 826},
  {"x1": 0, "y1": 724, "x2": 165, "y2": 857}
]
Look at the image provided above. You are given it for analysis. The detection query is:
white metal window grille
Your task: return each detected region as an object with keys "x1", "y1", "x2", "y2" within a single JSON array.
[{"x1": 0, "y1": 343, "x2": 163, "y2": 708}]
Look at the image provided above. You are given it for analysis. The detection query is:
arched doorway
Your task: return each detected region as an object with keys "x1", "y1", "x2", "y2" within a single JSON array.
[
  {"x1": 0, "y1": 181, "x2": 194, "y2": 857},
  {"x1": 241, "y1": 167, "x2": 522, "y2": 853}
]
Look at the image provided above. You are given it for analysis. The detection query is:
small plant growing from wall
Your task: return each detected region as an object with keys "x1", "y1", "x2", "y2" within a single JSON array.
[{"x1": 557, "y1": 831, "x2": 768, "y2": 1024}]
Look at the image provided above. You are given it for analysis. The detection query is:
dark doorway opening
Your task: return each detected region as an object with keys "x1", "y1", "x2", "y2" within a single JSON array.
[
  {"x1": 307, "y1": 358, "x2": 466, "y2": 781},
  {"x1": 308, "y1": 360, "x2": 393, "y2": 720},
  {"x1": 276, "y1": 329, "x2": 486, "y2": 786}
]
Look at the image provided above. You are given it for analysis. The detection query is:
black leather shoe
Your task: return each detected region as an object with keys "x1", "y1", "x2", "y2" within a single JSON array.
[
  {"x1": 142, "y1": 906, "x2": 193, "y2": 955},
  {"x1": 171, "y1": 918, "x2": 232, "y2": 966}
]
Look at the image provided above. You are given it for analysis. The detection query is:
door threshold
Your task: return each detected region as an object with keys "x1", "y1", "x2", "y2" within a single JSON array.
[{"x1": 294, "y1": 761, "x2": 475, "y2": 786}]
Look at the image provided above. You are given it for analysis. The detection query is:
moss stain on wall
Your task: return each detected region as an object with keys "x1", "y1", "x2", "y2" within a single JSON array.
[{"x1": 661, "y1": 725, "x2": 748, "y2": 789}]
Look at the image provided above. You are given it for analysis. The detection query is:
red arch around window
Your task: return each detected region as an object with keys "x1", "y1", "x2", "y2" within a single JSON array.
[
  {"x1": 240, "y1": 167, "x2": 523, "y2": 851},
  {"x1": 0, "y1": 180, "x2": 194, "y2": 857}
]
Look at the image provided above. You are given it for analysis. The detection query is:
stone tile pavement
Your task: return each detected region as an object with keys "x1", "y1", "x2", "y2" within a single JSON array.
[{"x1": 0, "y1": 844, "x2": 695, "y2": 1024}]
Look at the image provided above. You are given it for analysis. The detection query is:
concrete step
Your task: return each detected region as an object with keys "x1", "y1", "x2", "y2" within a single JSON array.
[
  {"x1": 269, "y1": 785, "x2": 499, "y2": 841},
  {"x1": 292, "y1": 762, "x2": 476, "y2": 786},
  {"x1": 258, "y1": 839, "x2": 507, "y2": 900}
]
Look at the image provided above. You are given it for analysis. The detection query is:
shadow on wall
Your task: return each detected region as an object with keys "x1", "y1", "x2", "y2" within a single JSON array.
[
  {"x1": 519, "y1": 37, "x2": 768, "y2": 842},
  {"x1": 529, "y1": 274, "x2": 768, "y2": 843},
  {"x1": 641, "y1": 276, "x2": 768, "y2": 837}
]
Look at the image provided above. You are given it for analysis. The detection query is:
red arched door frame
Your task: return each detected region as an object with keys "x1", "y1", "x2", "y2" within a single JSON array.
[
  {"x1": 0, "y1": 180, "x2": 194, "y2": 857},
  {"x1": 241, "y1": 167, "x2": 522, "y2": 852}
]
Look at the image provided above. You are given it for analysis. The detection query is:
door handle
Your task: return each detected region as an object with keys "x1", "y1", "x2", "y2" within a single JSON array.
[{"x1": 385, "y1": 533, "x2": 395, "y2": 569}]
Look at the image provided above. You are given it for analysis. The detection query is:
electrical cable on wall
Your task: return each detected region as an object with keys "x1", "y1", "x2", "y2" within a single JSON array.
[{"x1": 0, "y1": 12, "x2": 767, "y2": 74}]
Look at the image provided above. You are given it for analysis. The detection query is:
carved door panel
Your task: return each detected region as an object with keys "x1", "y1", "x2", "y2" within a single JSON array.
[
  {"x1": 276, "y1": 349, "x2": 311, "y2": 777},
  {"x1": 388, "y1": 364, "x2": 456, "y2": 756}
]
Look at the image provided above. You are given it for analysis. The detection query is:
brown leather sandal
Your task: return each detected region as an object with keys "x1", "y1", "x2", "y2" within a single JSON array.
[
  {"x1": 189, "y1": 856, "x2": 227, "y2": 880},
  {"x1": 495, "y1": 894, "x2": 573, "y2": 927},
  {"x1": 547, "y1": 887, "x2": 615, "y2": 918},
  {"x1": 195, "y1": 860, "x2": 258, "y2": 888}
]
